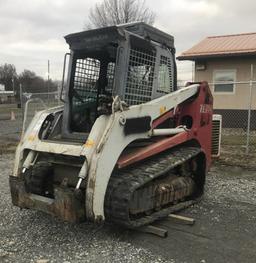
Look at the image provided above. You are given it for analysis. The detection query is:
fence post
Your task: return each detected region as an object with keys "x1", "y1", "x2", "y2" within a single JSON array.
[
  {"x1": 19, "y1": 83, "x2": 24, "y2": 121},
  {"x1": 246, "y1": 64, "x2": 253, "y2": 154}
]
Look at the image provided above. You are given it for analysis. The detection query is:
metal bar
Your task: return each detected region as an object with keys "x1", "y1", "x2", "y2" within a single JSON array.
[
  {"x1": 151, "y1": 128, "x2": 186, "y2": 136},
  {"x1": 30, "y1": 92, "x2": 58, "y2": 96},
  {"x1": 208, "y1": 80, "x2": 256, "y2": 85},
  {"x1": 47, "y1": 59, "x2": 50, "y2": 105},
  {"x1": 60, "y1": 53, "x2": 70, "y2": 102},
  {"x1": 19, "y1": 84, "x2": 23, "y2": 121},
  {"x1": 21, "y1": 98, "x2": 47, "y2": 138},
  {"x1": 117, "y1": 131, "x2": 189, "y2": 169},
  {"x1": 246, "y1": 64, "x2": 254, "y2": 154}
]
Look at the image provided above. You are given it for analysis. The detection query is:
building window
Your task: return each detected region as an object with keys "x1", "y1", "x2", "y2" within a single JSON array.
[{"x1": 213, "y1": 70, "x2": 236, "y2": 93}]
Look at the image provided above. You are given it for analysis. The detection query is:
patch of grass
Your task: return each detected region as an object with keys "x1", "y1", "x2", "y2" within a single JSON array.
[
  {"x1": 222, "y1": 134, "x2": 256, "y2": 146},
  {"x1": 216, "y1": 144, "x2": 256, "y2": 170},
  {"x1": 0, "y1": 141, "x2": 18, "y2": 155},
  {"x1": 0, "y1": 107, "x2": 21, "y2": 114}
]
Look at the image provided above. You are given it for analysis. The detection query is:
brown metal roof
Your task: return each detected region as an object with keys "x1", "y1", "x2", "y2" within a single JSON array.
[{"x1": 177, "y1": 32, "x2": 256, "y2": 60}]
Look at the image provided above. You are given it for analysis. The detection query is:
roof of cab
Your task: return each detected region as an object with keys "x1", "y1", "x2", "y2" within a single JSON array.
[{"x1": 64, "y1": 22, "x2": 174, "y2": 49}]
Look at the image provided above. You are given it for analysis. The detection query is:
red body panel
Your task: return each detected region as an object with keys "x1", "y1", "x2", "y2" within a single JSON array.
[{"x1": 117, "y1": 82, "x2": 213, "y2": 170}]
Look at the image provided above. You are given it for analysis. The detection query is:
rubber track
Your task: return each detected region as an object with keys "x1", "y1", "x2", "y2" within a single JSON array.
[{"x1": 104, "y1": 146, "x2": 202, "y2": 228}]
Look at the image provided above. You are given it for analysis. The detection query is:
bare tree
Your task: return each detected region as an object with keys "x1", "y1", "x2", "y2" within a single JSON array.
[
  {"x1": 87, "y1": 0, "x2": 155, "y2": 28},
  {"x1": 19, "y1": 69, "x2": 58, "y2": 93},
  {"x1": 0, "y1": 63, "x2": 17, "y2": 91}
]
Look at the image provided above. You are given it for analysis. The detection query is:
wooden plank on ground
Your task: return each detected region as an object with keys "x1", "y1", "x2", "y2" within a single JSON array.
[
  {"x1": 138, "y1": 225, "x2": 168, "y2": 238},
  {"x1": 168, "y1": 214, "x2": 195, "y2": 225}
]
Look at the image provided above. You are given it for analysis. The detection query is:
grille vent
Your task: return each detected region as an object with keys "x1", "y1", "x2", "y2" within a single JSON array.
[{"x1": 212, "y1": 114, "x2": 222, "y2": 157}]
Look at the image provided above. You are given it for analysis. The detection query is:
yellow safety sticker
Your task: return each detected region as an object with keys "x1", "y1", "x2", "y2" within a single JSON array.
[
  {"x1": 84, "y1": 139, "x2": 94, "y2": 147},
  {"x1": 28, "y1": 134, "x2": 36, "y2": 141},
  {"x1": 160, "y1": 106, "x2": 167, "y2": 115}
]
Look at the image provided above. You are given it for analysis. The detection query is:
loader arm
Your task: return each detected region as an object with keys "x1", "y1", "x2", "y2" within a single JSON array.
[{"x1": 84, "y1": 84, "x2": 199, "y2": 221}]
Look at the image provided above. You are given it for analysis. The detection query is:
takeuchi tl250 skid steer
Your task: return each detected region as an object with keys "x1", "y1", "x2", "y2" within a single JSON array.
[{"x1": 10, "y1": 23, "x2": 214, "y2": 228}]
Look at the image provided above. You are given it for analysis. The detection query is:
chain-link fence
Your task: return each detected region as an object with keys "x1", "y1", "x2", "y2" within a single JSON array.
[
  {"x1": 19, "y1": 78, "x2": 256, "y2": 155},
  {"x1": 208, "y1": 81, "x2": 256, "y2": 155},
  {"x1": 21, "y1": 91, "x2": 61, "y2": 108}
]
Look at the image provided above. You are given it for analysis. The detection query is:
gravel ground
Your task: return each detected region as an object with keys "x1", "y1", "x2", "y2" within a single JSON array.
[
  {"x1": 1, "y1": 154, "x2": 256, "y2": 263},
  {"x1": 0, "y1": 154, "x2": 170, "y2": 263},
  {"x1": 206, "y1": 164, "x2": 256, "y2": 205},
  {"x1": 0, "y1": 116, "x2": 256, "y2": 262}
]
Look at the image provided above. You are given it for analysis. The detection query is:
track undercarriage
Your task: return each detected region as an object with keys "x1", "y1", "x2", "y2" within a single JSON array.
[
  {"x1": 105, "y1": 146, "x2": 205, "y2": 228},
  {"x1": 17, "y1": 146, "x2": 205, "y2": 228}
]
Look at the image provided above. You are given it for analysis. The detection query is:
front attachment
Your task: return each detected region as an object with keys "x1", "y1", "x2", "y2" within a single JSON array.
[{"x1": 10, "y1": 162, "x2": 85, "y2": 223}]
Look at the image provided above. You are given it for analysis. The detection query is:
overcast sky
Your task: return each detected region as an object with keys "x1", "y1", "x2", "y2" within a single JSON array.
[{"x1": 0, "y1": 0, "x2": 256, "y2": 81}]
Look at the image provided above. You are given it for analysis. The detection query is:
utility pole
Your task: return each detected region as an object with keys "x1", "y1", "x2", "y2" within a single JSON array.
[
  {"x1": 47, "y1": 59, "x2": 50, "y2": 105},
  {"x1": 12, "y1": 77, "x2": 15, "y2": 93}
]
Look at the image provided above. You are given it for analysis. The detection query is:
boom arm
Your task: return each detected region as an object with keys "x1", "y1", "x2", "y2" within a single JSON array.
[{"x1": 83, "y1": 84, "x2": 199, "y2": 221}]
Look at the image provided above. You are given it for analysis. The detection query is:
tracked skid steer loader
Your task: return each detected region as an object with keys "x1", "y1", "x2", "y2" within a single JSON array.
[{"x1": 10, "y1": 22, "x2": 213, "y2": 228}]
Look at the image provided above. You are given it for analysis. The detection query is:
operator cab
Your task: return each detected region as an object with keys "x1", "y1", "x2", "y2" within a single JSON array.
[
  {"x1": 69, "y1": 48, "x2": 117, "y2": 133},
  {"x1": 62, "y1": 22, "x2": 177, "y2": 140}
]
